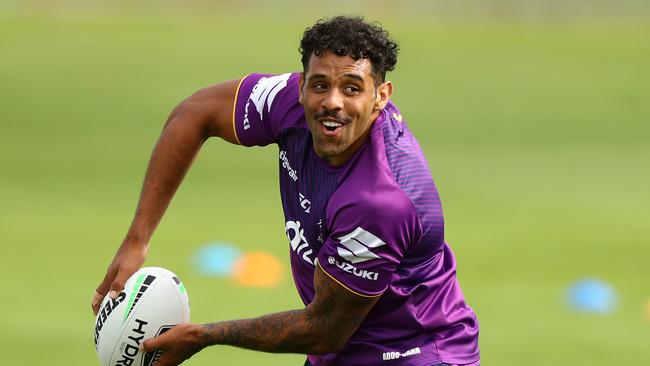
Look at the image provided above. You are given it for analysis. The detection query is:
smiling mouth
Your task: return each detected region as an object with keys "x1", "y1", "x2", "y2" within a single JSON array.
[{"x1": 322, "y1": 120, "x2": 344, "y2": 132}]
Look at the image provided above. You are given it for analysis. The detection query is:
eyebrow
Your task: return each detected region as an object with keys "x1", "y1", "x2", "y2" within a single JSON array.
[
  {"x1": 343, "y1": 73, "x2": 365, "y2": 82},
  {"x1": 307, "y1": 73, "x2": 365, "y2": 83}
]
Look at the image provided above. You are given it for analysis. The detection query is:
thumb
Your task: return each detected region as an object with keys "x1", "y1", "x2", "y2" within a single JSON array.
[{"x1": 141, "y1": 337, "x2": 158, "y2": 353}]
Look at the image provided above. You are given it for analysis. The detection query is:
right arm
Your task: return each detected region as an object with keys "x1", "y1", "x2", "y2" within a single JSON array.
[{"x1": 92, "y1": 79, "x2": 241, "y2": 314}]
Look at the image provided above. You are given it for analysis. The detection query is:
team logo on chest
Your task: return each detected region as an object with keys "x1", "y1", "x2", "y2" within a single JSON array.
[{"x1": 316, "y1": 219, "x2": 325, "y2": 243}]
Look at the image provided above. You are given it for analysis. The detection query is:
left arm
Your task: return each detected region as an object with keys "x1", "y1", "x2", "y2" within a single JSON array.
[{"x1": 142, "y1": 265, "x2": 380, "y2": 365}]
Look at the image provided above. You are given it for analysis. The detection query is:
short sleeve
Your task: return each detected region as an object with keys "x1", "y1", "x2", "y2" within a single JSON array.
[
  {"x1": 317, "y1": 193, "x2": 420, "y2": 297},
  {"x1": 232, "y1": 72, "x2": 303, "y2": 146}
]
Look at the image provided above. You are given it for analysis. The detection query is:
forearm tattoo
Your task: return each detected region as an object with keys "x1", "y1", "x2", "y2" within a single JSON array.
[
  {"x1": 202, "y1": 309, "x2": 319, "y2": 353},
  {"x1": 200, "y1": 267, "x2": 378, "y2": 354}
]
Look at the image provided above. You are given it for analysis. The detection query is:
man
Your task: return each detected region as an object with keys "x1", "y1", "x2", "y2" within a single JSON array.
[{"x1": 92, "y1": 16, "x2": 479, "y2": 366}]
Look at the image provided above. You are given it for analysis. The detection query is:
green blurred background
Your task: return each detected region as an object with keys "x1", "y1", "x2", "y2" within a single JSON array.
[{"x1": 1, "y1": 0, "x2": 649, "y2": 364}]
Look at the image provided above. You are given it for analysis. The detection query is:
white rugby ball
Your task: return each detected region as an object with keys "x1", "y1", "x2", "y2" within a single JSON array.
[{"x1": 93, "y1": 267, "x2": 190, "y2": 366}]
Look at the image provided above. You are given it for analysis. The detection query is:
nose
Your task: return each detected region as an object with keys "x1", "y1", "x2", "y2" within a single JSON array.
[{"x1": 321, "y1": 89, "x2": 344, "y2": 111}]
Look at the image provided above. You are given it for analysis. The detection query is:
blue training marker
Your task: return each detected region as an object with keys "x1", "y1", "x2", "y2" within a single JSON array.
[
  {"x1": 193, "y1": 242, "x2": 242, "y2": 277},
  {"x1": 566, "y1": 278, "x2": 618, "y2": 314}
]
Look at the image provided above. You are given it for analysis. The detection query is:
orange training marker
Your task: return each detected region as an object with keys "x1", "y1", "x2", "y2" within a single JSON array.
[{"x1": 233, "y1": 251, "x2": 283, "y2": 288}]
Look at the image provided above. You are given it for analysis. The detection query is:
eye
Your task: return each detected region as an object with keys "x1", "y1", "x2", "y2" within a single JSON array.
[
  {"x1": 312, "y1": 83, "x2": 327, "y2": 92},
  {"x1": 343, "y1": 85, "x2": 361, "y2": 94}
]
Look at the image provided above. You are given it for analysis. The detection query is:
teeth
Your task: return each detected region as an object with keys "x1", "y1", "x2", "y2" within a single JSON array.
[{"x1": 322, "y1": 121, "x2": 342, "y2": 128}]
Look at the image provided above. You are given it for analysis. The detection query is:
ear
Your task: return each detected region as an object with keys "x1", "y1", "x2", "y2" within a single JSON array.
[
  {"x1": 373, "y1": 81, "x2": 393, "y2": 112},
  {"x1": 298, "y1": 73, "x2": 305, "y2": 105}
]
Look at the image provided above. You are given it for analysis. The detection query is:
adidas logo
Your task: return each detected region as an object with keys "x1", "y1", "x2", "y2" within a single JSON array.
[{"x1": 336, "y1": 227, "x2": 386, "y2": 264}]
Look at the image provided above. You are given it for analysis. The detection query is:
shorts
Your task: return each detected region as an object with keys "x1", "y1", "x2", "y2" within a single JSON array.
[{"x1": 304, "y1": 361, "x2": 480, "y2": 366}]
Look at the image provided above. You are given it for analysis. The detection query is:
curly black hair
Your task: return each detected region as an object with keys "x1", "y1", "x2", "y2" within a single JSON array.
[{"x1": 299, "y1": 16, "x2": 399, "y2": 84}]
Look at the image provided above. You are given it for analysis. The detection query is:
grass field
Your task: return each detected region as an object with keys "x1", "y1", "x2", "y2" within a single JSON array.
[{"x1": 1, "y1": 4, "x2": 649, "y2": 365}]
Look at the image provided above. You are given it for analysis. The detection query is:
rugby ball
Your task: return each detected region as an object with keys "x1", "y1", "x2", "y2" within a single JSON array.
[{"x1": 93, "y1": 267, "x2": 190, "y2": 366}]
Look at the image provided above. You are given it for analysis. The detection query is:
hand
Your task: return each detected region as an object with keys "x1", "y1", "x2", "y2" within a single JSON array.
[
  {"x1": 141, "y1": 323, "x2": 207, "y2": 366},
  {"x1": 92, "y1": 240, "x2": 149, "y2": 315}
]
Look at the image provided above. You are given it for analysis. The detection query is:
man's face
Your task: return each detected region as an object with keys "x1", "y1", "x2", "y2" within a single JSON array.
[{"x1": 299, "y1": 50, "x2": 392, "y2": 166}]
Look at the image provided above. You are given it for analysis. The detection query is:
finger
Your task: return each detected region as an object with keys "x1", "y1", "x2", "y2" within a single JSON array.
[
  {"x1": 91, "y1": 290, "x2": 105, "y2": 316},
  {"x1": 109, "y1": 267, "x2": 132, "y2": 299},
  {"x1": 96, "y1": 265, "x2": 118, "y2": 299},
  {"x1": 141, "y1": 337, "x2": 160, "y2": 353},
  {"x1": 142, "y1": 327, "x2": 175, "y2": 353}
]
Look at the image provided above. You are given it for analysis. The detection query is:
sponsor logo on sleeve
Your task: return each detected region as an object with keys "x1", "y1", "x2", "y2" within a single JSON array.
[
  {"x1": 326, "y1": 227, "x2": 386, "y2": 281},
  {"x1": 243, "y1": 73, "x2": 291, "y2": 130},
  {"x1": 327, "y1": 256, "x2": 379, "y2": 281},
  {"x1": 336, "y1": 227, "x2": 386, "y2": 264}
]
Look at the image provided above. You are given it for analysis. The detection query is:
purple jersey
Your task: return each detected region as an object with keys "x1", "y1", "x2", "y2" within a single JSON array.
[{"x1": 232, "y1": 73, "x2": 479, "y2": 365}]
